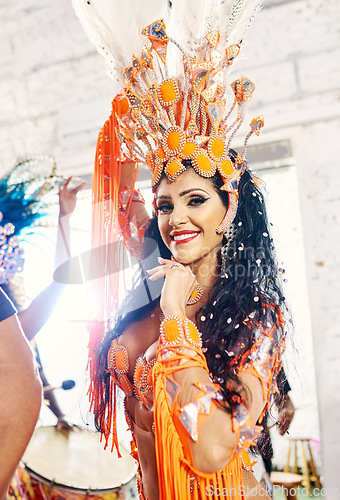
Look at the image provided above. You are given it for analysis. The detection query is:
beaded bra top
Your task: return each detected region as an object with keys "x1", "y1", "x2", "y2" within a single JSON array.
[{"x1": 108, "y1": 343, "x2": 155, "y2": 411}]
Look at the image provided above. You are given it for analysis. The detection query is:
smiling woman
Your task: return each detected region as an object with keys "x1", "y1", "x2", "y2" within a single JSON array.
[
  {"x1": 89, "y1": 152, "x2": 286, "y2": 499},
  {"x1": 71, "y1": 0, "x2": 288, "y2": 498}
]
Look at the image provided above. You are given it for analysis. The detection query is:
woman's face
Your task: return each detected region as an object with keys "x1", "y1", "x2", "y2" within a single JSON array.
[{"x1": 156, "y1": 169, "x2": 227, "y2": 265}]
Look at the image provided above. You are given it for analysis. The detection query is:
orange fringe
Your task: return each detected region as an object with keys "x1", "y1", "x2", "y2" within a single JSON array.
[
  {"x1": 88, "y1": 96, "x2": 137, "y2": 456},
  {"x1": 154, "y1": 362, "x2": 245, "y2": 500}
]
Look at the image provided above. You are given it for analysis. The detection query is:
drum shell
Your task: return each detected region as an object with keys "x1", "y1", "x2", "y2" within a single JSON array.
[
  {"x1": 9, "y1": 464, "x2": 137, "y2": 499},
  {"x1": 8, "y1": 426, "x2": 137, "y2": 500}
]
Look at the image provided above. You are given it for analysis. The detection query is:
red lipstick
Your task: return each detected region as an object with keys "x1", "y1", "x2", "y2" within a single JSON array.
[{"x1": 170, "y1": 230, "x2": 200, "y2": 245}]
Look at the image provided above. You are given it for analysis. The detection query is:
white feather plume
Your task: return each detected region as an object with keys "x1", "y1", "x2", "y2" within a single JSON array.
[
  {"x1": 72, "y1": 0, "x2": 262, "y2": 90},
  {"x1": 167, "y1": 0, "x2": 262, "y2": 50},
  {"x1": 167, "y1": 0, "x2": 215, "y2": 48},
  {"x1": 225, "y1": 0, "x2": 262, "y2": 43},
  {"x1": 72, "y1": 0, "x2": 169, "y2": 90}
]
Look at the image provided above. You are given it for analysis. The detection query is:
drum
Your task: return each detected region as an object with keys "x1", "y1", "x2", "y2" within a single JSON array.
[{"x1": 9, "y1": 426, "x2": 137, "y2": 500}]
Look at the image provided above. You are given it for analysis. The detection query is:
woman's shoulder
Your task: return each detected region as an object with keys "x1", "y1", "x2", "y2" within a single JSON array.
[{"x1": 118, "y1": 305, "x2": 161, "y2": 352}]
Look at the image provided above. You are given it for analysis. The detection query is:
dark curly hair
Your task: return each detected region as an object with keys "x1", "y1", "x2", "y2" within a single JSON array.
[{"x1": 93, "y1": 162, "x2": 286, "y2": 459}]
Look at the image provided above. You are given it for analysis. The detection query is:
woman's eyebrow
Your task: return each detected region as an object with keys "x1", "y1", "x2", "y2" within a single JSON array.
[
  {"x1": 179, "y1": 188, "x2": 210, "y2": 196},
  {"x1": 157, "y1": 188, "x2": 210, "y2": 200}
]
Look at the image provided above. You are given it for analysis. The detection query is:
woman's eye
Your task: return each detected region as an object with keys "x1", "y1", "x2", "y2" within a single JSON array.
[
  {"x1": 189, "y1": 196, "x2": 207, "y2": 206},
  {"x1": 156, "y1": 203, "x2": 173, "y2": 214}
]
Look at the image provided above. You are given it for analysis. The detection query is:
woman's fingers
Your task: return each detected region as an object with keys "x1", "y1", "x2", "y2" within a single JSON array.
[
  {"x1": 146, "y1": 265, "x2": 182, "y2": 281},
  {"x1": 146, "y1": 257, "x2": 183, "y2": 275},
  {"x1": 146, "y1": 264, "x2": 167, "y2": 281},
  {"x1": 158, "y1": 256, "x2": 173, "y2": 266},
  {"x1": 148, "y1": 270, "x2": 166, "y2": 281},
  {"x1": 157, "y1": 256, "x2": 188, "y2": 272},
  {"x1": 59, "y1": 177, "x2": 86, "y2": 195},
  {"x1": 72, "y1": 181, "x2": 87, "y2": 194},
  {"x1": 60, "y1": 176, "x2": 73, "y2": 191},
  {"x1": 146, "y1": 265, "x2": 163, "y2": 276},
  {"x1": 146, "y1": 262, "x2": 196, "y2": 294},
  {"x1": 146, "y1": 258, "x2": 186, "y2": 281}
]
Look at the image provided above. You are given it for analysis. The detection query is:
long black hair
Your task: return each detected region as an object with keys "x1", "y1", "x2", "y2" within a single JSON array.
[{"x1": 94, "y1": 163, "x2": 286, "y2": 457}]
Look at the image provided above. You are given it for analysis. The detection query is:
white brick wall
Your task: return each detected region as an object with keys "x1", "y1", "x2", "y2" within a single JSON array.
[
  {"x1": 1, "y1": 0, "x2": 340, "y2": 493},
  {"x1": 0, "y1": 0, "x2": 112, "y2": 174},
  {"x1": 235, "y1": 1, "x2": 340, "y2": 489}
]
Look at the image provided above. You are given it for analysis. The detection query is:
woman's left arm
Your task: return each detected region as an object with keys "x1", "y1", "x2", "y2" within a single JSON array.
[
  {"x1": 148, "y1": 258, "x2": 282, "y2": 474},
  {"x1": 154, "y1": 314, "x2": 266, "y2": 474},
  {"x1": 176, "y1": 360, "x2": 265, "y2": 473}
]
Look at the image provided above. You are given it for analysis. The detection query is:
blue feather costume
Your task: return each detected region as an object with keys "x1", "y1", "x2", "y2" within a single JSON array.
[{"x1": 0, "y1": 156, "x2": 59, "y2": 284}]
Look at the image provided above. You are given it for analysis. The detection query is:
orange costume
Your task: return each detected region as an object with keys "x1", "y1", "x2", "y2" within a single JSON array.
[{"x1": 101, "y1": 307, "x2": 284, "y2": 499}]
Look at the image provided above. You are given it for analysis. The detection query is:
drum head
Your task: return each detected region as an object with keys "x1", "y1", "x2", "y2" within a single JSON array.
[{"x1": 22, "y1": 426, "x2": 136, "y2": 491}]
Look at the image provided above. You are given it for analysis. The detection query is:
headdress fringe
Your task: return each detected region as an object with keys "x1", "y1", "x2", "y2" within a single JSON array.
[{"x1": 87, "y1": 98, "x2": 136, "y2": 457}]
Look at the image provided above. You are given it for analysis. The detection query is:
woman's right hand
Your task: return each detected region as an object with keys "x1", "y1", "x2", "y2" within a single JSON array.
[{"x1": 146, "y1": 257, "x2": 197, "y2": 318}]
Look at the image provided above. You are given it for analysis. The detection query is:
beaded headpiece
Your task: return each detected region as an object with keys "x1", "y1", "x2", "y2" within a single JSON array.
[
  {"x1": 115, "y1": 21, "x2": 264, "y2": 190},
  {"x1": 73, "y1": 0, "x2": 264, "y2": 232}
]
